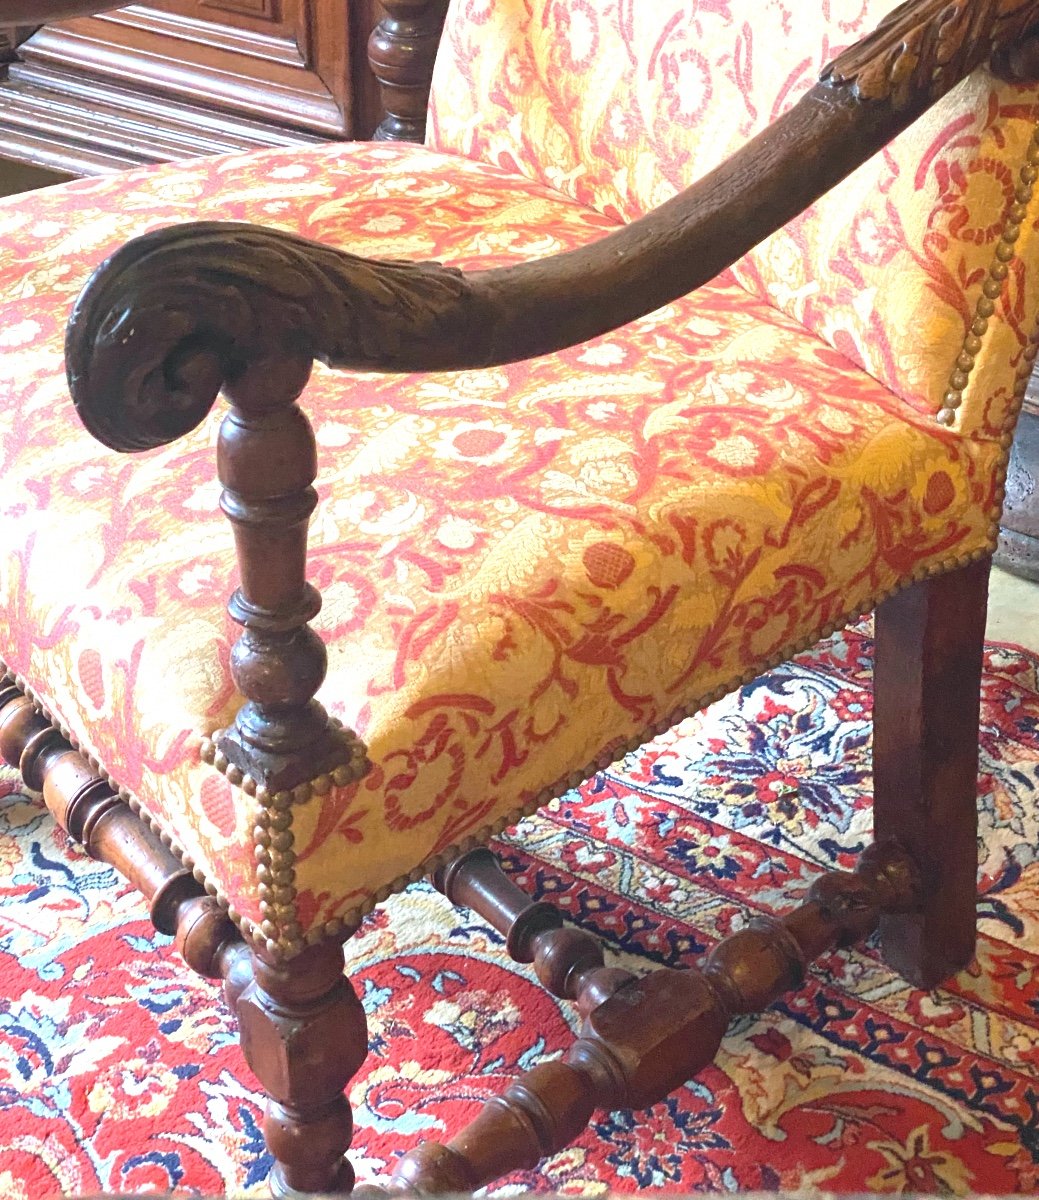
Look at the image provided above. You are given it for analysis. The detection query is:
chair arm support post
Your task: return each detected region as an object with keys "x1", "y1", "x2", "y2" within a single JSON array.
[
  {"x1": 65, "y1": 253, "x2": 373, "y2": 794},
  {"x1": 212, "y1": 353, "x2": 369, "y2": 793}
]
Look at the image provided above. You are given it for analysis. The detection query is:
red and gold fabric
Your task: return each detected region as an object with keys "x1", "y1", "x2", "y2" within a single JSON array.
[
  {"x1": 429, "y1": 0, "x2": 1039, "y2": 431},
  {"x1": 0, "y1": 139, "x2": 1005, "y2": 944}
]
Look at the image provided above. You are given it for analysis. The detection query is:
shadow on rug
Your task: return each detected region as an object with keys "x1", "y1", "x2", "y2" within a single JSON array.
[{"x1": 1, "y1": 627, "x2": 1037, "y2": 1197}]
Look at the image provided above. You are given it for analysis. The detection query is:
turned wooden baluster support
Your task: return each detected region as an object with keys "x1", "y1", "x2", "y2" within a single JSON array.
[
  {"x1": 393, "y1": 841, "x2": 920, "y2": 1194},
  {"x1": 435, "y1": 848, "x2": 634, "y2": 1014},
  {"x1": 214, "y1": 353, "x2": 362, "y2": 792},
  {"x1": 368, "y1": 0, "x2": 449, "y2": 142}
]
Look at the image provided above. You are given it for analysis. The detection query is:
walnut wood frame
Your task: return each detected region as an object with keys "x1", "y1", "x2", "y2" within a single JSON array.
[{"x1": 2, "y1": 0, "x2": 1038, "y2": 1194}]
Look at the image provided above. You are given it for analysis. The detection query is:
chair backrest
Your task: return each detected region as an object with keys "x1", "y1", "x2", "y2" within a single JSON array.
[{"x1": 428, "y1": 0, "x2": 1039, "y2": 438}]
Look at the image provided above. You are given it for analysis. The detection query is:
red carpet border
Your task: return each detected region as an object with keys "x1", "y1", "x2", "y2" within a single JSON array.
[{"x1": 0, "y1": 626, "x2": 1038, "y2": 1196}]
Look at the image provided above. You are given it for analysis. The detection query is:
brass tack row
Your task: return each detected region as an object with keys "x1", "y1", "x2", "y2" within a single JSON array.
[{"x1": 938, "y1": 120, "x2": 1039, "y2": 426}]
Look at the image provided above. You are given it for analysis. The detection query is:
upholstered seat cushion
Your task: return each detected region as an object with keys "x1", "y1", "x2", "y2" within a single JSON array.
[{"x1": 0, "y1": 140, "x2": 1001, "y2": 953}]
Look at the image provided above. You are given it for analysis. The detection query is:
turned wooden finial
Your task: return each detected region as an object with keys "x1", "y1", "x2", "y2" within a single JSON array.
[{"x1": 368, "y1": 0, "x2": 449, "y2": 142}]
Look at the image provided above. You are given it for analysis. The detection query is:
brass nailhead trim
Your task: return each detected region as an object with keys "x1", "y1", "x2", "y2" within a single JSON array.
[
  {"x1": 200, "y1": 717, "x2": 369, "y2": 957},
  {"x1": 0, "y1": 524, "x2": 1009, "y2": 962},
  {"x1": 304, "y1": 539, "x2": 994, "y2": 952},
  {"x1": 937, "y1": 121, "x2": 1039, "y2": 426},
  {"x1": 252, "y1": 783, "x2": 303, "y2": 958}
]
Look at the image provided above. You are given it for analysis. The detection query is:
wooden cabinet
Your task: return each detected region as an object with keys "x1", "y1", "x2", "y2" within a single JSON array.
[{"x1": 0, "y1": 1, "x2": 383, "y2": 175}]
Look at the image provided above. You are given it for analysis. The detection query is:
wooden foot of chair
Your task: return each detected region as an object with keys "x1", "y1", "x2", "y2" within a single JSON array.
[
  {"x1": 873, "y1": 557, "x2": 990, "y2": 987},
  {"x1": 368, "y1": 842, "x2": 918, "y2": 1194},
  {"x1": 232, "y1": 942, "x2": 367, "y2": 1198}
]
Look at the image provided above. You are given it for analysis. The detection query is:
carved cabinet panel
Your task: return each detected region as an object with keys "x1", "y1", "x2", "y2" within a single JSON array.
[{"x1": 0, "y1": 1, "x2": 382, "y2": 175}]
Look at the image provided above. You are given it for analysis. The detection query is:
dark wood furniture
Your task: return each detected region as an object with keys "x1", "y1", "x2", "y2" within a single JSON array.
[
  {"x1": 0, "y1": 0, "x2": 386, "y2": 174},
  {"x1": 2, "y1": 0, "x2": 1038, "y2": 1195}
]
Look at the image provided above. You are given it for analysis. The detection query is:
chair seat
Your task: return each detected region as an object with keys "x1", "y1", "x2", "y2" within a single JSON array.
[{"x1": 0, "y1": 139, "x2": 1000, "y2": 953}]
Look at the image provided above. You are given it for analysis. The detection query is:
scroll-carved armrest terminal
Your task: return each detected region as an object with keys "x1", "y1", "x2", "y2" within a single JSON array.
[{"x1": 62, "y1": 0, "x2": 1039, "y2": 793}]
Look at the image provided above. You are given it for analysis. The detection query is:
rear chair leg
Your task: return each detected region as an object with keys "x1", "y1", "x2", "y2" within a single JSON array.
[{"x1": 873, "y1": 556, "x2": 990, "y2": 988}]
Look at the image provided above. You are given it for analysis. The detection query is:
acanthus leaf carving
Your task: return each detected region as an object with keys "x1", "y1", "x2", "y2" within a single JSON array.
[
  {"x1": 66, "y1": 221, "x2": 476, "y2": 453},
  {"x1": 820, "y1": 0, "x2": 1039, "y2": 107}
]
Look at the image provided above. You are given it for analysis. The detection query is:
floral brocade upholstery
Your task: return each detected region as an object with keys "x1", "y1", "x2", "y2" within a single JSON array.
[
  {"x1": 0, "y1": 141, "x2": 1008, "y2": 947},
  {"x1": 430, "y1": 0, "x2": 1039, "y2": 430}
]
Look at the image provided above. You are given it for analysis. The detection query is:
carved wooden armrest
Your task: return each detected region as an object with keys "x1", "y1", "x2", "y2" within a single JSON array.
[{"x1": 63, "y1": 0, "x2": 1039, "y2": 794}]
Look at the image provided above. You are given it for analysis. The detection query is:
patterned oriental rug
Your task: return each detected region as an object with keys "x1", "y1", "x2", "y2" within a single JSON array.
[{"x1": 1, "y1": 626, "x2": 1038, "y2": 1198}]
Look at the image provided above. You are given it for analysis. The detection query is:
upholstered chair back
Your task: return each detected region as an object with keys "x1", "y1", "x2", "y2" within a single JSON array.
[{"x1": 429, "y1": 0, "x2": 1039, "y2": 437}]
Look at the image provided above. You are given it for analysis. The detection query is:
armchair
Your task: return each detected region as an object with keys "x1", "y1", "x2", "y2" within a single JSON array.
[{"x1": 1, "y1": 0, "x2": 1039, "y2": 1194}]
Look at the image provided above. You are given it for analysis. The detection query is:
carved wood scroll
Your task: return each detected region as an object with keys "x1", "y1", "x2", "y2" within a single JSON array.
[
  {"x1": 64, "y1": 0, "x2": 1039, "y2": 791},
  {"x1": 66, "y1": 224, "x2": 473, "y2": 452}
]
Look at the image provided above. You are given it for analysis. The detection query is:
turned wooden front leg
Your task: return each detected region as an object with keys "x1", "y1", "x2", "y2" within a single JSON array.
[
  {"x1": 873, "y1": 557, "x2": 990, "y2": 987},
  {"x1": 233, "y1": 942, "x2": 367, "y2": 1198}
]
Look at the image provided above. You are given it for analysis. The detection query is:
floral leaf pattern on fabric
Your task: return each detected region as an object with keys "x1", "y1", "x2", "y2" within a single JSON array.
[
  {"x1": 0, "y1": 140, "x2": 1004, "y2": 933},
  {"x1": 429, "y1": 0, "x2": 1039, "y2": 428}
]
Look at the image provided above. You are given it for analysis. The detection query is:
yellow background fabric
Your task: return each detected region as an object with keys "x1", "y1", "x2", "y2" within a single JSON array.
[
  {"x1": 0, "y1": 141, "x2": 1004, "y2": 937},
  {"x1": 429, "y1": 0, "x2": 1039, "y2": 430}
]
